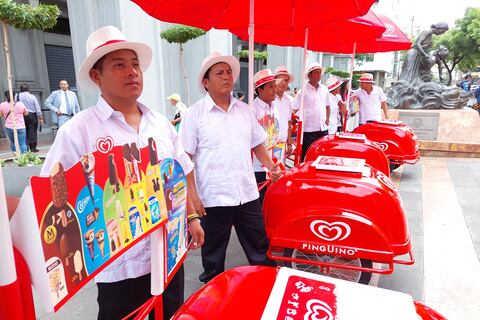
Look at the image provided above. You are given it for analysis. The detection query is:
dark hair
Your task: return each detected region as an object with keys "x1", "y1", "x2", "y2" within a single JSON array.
[
  {"x1": 20, "y1": 83, "x2": 29, "y2": 92},
  {"x1": 236, "y1": 91, "x2": 245, "y2": 99},
  {"x1": 255, "y1": 83, "x2": 267, "y2": 95},
  {"x1": 92, "y1": 55, "x2": 107, "y2": 72},
  {"x1": 4, "y1": 90, "x2": 15, "y2": 102}
]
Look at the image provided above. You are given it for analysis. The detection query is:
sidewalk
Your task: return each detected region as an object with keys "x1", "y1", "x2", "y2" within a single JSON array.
[
  {"x1": 3, "y1": 135, "x2": 479, "y2": 319},
  {"x1": 0, "y1": 128, "x2": 56, "y2": 159}
]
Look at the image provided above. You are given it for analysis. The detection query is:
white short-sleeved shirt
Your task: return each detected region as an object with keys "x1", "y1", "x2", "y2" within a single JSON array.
[
  {"x1": 40, "y1": 97, "x2": 193, "y2": 283},
  {"x1": 252, "y1": 97, "x2": 279, "y2": 172},
  {"x1": 328, "y1": 93, "x2": 342, "y2": 134},
  {"x1": 179, "y1": 94, "x2": 267, "y2": 207},
  {"x1": 353, "y1": 86, "x2": 387, "y2": 124},
  {"x1": 293, "y1": 83, "x2": 330, "y2": 132},
  {"x1": 273, "y1": 93, "x2": 293, "y2": 142}
]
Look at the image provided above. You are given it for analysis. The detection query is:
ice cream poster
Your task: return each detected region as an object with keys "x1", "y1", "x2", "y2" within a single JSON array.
[
  {"x1": 160, "y1": 158, "x2": 188, "y2": 284},
  {"x1": 30, "y1": 138, "x2": 172, "y2": 311}
]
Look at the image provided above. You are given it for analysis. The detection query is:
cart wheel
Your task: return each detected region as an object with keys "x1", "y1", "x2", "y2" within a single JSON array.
[
  {"x1": 284, "y1": 249, "x2": 372, "y2": 284},
  {"x1": 389, "y1": 163, "x2": 401, "y2": 172}
]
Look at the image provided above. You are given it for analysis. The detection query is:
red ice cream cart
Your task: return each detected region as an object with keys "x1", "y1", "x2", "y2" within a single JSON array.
[
  {"x1": 173, "y1": 266, "x2": 446, "y2": 320},
  {"x1": 304, "y1": 132, "x2": 390, "y2": 176},
  {"x1": 352, "y1": 120, "x2": 420, "y2": 171},
  {"x1": 263, "y1": 156, "x2": 414, "y2": 284}
]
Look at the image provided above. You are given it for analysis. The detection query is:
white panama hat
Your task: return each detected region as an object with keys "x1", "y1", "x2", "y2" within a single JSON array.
[
  {"x1": 274, "y1": 65, "x2": 295, "y2": 84},
  {"x1": 77, "y1": 26, "x2": 152, "y2": 91},
  {"x1": 325, "y1": 76, "x2": 343, "y2": 92},
  {"x1": 253, "y1": 69, "x2": 276, "y2": 89},
  {"x1": 197, "y1": 52, "x2": 240, "y2": 94}
]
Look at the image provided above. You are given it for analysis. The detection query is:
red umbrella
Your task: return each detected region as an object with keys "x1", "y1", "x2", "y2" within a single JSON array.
[
  {"x1": 131, "y1": 0, "x2": 378, "y2": 31},
  {"x1": 315, "y1": 14, "x2": 411, "y2": 54},
  {"x1": 229, "y1": 10, "x2": 386, "y2": 51}
]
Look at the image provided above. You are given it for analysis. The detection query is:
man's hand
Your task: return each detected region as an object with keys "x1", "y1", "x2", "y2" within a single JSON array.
[
  {"x1": 56, "y1": 111, "x2": 62, "y2": 115},
  {"x1": 286, "y1": 142, "x2": 293, "y2": 155},
  {"x1": 325, "y1": 119, "x2": 330, "y2": 126},
  {"x1": 190, "y1": 192, "x2": 206, "y2": 217},
  {"x1": 188, "y1": 219, "x2": 204, "y2": 250},
  {"x1": 270, "y1": 162, "x2": 283, "y2": 182},
  {"x1": 39, "y1": 118, "x2": 44, "y2": 126}
]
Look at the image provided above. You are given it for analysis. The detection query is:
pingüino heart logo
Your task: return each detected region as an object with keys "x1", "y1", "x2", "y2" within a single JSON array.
[
  {"x1": 96, "y1": 136, "x2": 114, "y2": 154},
  {"x1": 374, "y1": 142, "x2": 389, "y2": 151},
  {"x1": 310, "y1": 220, "x2": 351, "y2": 242},
  {"x1": 305, "y1": 299, "x2": 334, "y2": 320}
]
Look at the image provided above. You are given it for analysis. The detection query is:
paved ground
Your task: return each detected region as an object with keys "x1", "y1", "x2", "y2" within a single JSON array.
[{"x1": 3, "y1": 134, "x2": 479, "y2": 319}]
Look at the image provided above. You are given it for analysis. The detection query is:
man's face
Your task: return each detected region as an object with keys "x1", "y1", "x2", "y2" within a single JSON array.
[
  {"x1": 59, "y1": 81, "x2": 69, "y2": 91},
  {"x1": 258, "y1": 81, "x2": 276, "y2": 104},
  {"x1": 202, "y1": 62, "x2": 233, "y2": 96},
  {"x1": 360, "y1": 82, "x2": 372, "y2": 91},
  {"x1": 275, "y1": 74, "x2": 289, "y2": 95},
  {"x1": 89, "y1": 49, "x2": 143, "y2": 101},
  {"x1": 308, "y1": 69, "x2": 321, "y2": 84}
]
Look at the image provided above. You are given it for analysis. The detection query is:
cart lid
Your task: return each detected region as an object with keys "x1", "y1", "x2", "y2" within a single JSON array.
[{"x1": 261, "y1": 267, "x2": 418, "y2": 320}]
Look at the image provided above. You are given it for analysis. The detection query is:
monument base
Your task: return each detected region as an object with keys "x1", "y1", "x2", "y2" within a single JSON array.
[{"x1": 388, "y1": 108, "x2": 480, "y2": 157}]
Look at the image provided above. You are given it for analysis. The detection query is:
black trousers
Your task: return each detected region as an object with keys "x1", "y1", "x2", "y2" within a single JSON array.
[
  {"x1": 302, "y1": 130, "x2": 328, "y2": 161},
  {"x1": 254, "y1": 171, "x2": 267, "y2": 206},
  {"x1": 97, "y1": 265, "x2": 184, "y2": 320},
  {"x1": 199, "y1": 199, "x2": 276, "y2": 283},
  {"x1": 23, "y1": 112, "x2": 38, "y2": 150}
]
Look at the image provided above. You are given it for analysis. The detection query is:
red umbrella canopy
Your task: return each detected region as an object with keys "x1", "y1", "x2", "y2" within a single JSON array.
[
  {"x1": 314, "y1": 13, "x2": 411, "y2": 54},
  {"x1": 131, "y1": 0, "x2": 377, "y2": 31},
  {"x1": 229, "y1": 10, "x2": 386, "y2": 51}
]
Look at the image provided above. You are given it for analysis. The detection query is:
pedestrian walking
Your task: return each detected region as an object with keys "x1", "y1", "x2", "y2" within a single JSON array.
[
  {"x1": 16, "y1": 83, "x2": 43, "y2": 152},
  {"x1": 0, "y1": 90, "x2": 28, "y2": 154}
]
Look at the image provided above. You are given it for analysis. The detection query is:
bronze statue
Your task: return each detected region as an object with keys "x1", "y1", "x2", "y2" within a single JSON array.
[{"x1": 388, "y1": 23, "x2": 471, "y2": 109}]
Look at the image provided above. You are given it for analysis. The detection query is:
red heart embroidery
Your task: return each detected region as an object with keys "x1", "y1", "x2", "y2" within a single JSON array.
[{"x1": 96, "y1": 136, "x2": 114, "y2": 154}]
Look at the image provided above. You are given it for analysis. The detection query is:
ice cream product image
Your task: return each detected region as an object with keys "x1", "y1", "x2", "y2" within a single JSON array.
[
  {"x1": 84, "y1": 230, "x2": 95, "y2": 261},
  {"x1": 50, "y1": 162, "x2": 68, "y2": 209},
  {"x1": 108, "y1": 153, "x2": 120, "y2": 193},
  {"x1": 73, "y1": 250, "x2": 83, "y2": 281},
  {"x1": 95, "y1": 229, "x2": 105, "y2": 258},
  {"x1": 80, "y1": 153, "x2": 96, "y2": 207},
  {"x1": 60, "y1": 234, "x2": 69, "y2": 266},
  {"x1": 106, "y1": 218, "x2": 122, "y2": 255}
]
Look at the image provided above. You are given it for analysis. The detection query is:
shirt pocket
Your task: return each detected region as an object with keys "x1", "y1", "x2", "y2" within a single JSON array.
[{"x1": 197, "y1": 120, "x2": 221, "y2": 150}]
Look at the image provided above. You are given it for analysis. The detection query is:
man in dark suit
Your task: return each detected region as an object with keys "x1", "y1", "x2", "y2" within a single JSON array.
[
  {"x1": 45, "y1": 80, "x2": 80, "y2": 127},
  {"x1": 16, "y1": 83, "x2": 43, "y2": 152}
]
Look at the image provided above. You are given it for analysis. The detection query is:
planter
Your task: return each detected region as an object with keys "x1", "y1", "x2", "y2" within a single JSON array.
[{"x1": 2, "y1": 165, "x2": 42, "y2": 197}]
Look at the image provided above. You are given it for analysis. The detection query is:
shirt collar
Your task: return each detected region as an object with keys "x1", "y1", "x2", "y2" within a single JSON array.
[
  {"x1": 204, "y1": 93, "x2": 237, "y2": 112},
  {"x1": 94, "y1": 96, "x2": 151, "y2": 121},
  {"x1": 254, "y1": 97, "x2": 272, "y2": 111}
]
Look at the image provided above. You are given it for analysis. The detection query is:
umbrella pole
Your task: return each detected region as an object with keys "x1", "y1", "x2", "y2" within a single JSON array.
[
  {"x1": 295, "y1": 27, "x2": 309, "y2": 164},
  {"x1": 344, "y1": 42, "x2": 356, "y2": 132},
  {"x1": 247, "y1": 0, "x2": 254, "y2": 108}
]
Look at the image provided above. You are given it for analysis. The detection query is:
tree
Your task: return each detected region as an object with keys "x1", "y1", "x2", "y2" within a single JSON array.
[
  {"x1": 433, "y1": 7, "x2": 480, "y2": 85},
  {"x1": 160, "y1": 25, "x2": 206, "y2": 106},
  {"x1": 0, "y1": 0, "x2": 59, "y2": 155}
]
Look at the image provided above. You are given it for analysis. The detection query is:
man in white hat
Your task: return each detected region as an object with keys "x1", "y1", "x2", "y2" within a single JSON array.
[
  {"x1": 252, "y1": 68, "x2": 280, "y2": 204},
  {"x1": 167, "y1": 93, "x2": 187, "y2": 130},
  {"x1": 353, "y1": 73, "x2": 389, "y2": 124},
  {"x1": 293, "y1": 62, "x2": 330, "y2": 159},
  {"x1": 325, "y1": 76, "x2": 347, "y2": 134},
  {"x1": 273, "y1": 65, "x2": 295, "y2": 154},
  {"x1": 41, "y1": 26, "x2": 204, "y2": 320},
  {"x1": 180, "y1": 52, "x2": 281, "y2": 284}
]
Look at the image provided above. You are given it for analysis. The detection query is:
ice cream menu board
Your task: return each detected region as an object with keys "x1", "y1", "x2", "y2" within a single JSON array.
[{"x1": 29, "y1": 137, "x2": 187, "y2": 311}]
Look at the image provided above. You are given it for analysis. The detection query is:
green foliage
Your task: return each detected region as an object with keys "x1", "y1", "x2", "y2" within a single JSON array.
[
  {"x1": 160, "y1": 25, "x2": 206, "y2": 44},
  {"x1": 0, "y1": 0, "x2": 60, "y2": 31},
  {"x1": 0, "y1": 158, "x2": 5, "y2": 167},
  {"x1": 236, "y1": 49, "x2": 268, "y2": 60},
  {"x1": 13, "y1": 152, "x2": 43, "y2": 167},
  {"x1": 325, "y1": 67, "x2": 360, "y2": 88},
  {"x1": 433, "y1": 7, "x2": 480, "y2": 78}
]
